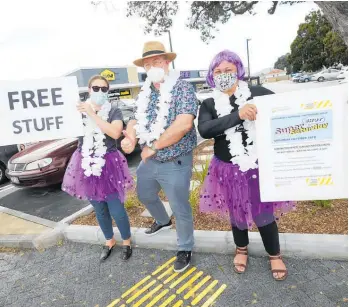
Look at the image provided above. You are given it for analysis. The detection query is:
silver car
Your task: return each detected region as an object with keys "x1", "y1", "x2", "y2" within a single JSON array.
[{"x1": 312, "y1": 68, "x2": 341, "y2": 82}]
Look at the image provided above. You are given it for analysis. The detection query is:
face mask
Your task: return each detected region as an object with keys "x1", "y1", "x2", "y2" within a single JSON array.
[
  {"x1": 213, "y1": 72, "x2": 238, "y2": 92},
  {"x1": 147, "y1": 67, "x2": 165, "y2": 83},
  {"x1": 90, "y1": 91, "x2": 108, "y2": 106}
]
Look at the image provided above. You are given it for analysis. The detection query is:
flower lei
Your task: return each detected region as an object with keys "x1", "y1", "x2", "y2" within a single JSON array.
[
  {"x1": 81, "y1": 100, "x2": 111, "y2": 177},
  {"x1": 213, "y1": 80, "x2": 258, "y2": 172},
  {"x1": 134, "y1": 70, "x2": 180, "y2": 146}
]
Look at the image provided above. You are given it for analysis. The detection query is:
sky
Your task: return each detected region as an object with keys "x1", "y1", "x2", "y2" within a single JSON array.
[{"x1": 0, "y1": 0, "x2": 318, "y2": 81}]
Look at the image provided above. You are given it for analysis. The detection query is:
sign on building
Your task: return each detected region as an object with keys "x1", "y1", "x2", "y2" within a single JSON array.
[
  {"x1": 180, "y1": 71, "x2": 191, "y2": 79},
  {"x1": 0, "y1": 77, "x2": 84, "y2": 146},
  {"x1": 199, "y1": 71, "x2": 208, "y2": 78},
  {"x1": 100, "y1": 69, "x2": 115, "y2": 81}
]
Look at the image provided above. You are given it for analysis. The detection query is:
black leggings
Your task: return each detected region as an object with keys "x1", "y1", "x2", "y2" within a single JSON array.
[{"x1": 232, "y1": 221, "x2": 280, "y2": 256}]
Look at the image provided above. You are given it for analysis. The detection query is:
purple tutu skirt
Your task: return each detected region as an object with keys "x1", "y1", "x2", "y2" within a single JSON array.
[
  {"x1": 200, "y1": 156, "x2": 296, "y2": 230},
  {"x1": 62, "y1": 150, "x2": 133, "y2": 203}
]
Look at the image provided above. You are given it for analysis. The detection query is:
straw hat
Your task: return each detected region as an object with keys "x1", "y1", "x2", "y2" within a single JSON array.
[{"x1": 133, "y1": 41, "x2": 177, "y2": 67}]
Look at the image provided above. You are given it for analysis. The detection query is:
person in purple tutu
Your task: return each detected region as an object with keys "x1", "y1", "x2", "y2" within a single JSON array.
[
  {"x1": 198, "y1": 50, "x2": 295, "y2": 281},
  {"x1": 62, "y1": 75, "x2": 134, "y2": 262}
]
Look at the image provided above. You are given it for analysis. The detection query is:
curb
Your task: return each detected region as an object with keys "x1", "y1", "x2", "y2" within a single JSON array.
[
  {"x1": 63, "y1": 225, "x2": 348, "y2": 260},
  {"x1": 59, "y1": 205, "x2": 94, "y2": 225},
  {"x1": 0, "y1": 234, "x2": 37, "y2": 249}
]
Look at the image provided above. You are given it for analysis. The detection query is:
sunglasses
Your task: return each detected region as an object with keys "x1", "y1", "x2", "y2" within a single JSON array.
[{"x1": 91, "y1": 86, "x2": 109, "y2": 93}]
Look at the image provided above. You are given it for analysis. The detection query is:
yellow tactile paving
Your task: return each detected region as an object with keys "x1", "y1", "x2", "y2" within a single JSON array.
[{"x1": 108, "y1": 257, "x2": 226, "y2": 307}]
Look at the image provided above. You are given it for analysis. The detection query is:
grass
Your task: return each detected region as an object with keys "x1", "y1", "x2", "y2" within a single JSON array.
[{"x1": 192, "y1": 159, "x2": 210, "y2": 184}]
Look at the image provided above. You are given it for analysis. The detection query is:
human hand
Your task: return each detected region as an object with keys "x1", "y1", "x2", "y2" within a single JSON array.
[
  {"x1": 238, "y1": 104, "x2": 257, "y2": 121},
  {"x1": 141, "y1": 146, "x2": 156, "y2": 162},
  {"x1": 77, "y1": 102, "x2": 95, "y2": 116},
  {"x1": 121, "y1": 130, "x2": 136, "y2": 154}
]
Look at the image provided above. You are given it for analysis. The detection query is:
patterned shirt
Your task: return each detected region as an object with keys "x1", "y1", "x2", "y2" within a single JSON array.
[{"x1": 131, "y1": 79, "x2": 198, "y2": 162}]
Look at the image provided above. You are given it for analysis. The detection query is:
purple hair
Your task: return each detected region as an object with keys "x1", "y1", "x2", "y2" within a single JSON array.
[{"x1": 206, "y1": 50, "x2": 245, "y2": 88}]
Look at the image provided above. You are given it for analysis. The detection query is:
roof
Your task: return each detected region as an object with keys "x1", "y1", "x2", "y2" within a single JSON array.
[
  {"x1": 266, "y1": 69, "x2": 285, "y2": 75},
  {"x1": 64, "y1": 66, "x2": 137, "y2": 76}
]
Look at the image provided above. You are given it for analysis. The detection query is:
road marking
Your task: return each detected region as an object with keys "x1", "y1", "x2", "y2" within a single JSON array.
[
  {"x1": 170, "y1": 267, "x2": 197, "y2": 289},
  {"x1": 158, "y1": 266, "x2": 174, "y2": 280},
  {"x1": 121, "y1": 275, "x2": 151, "y2": 298},
  {"x1": 126, "y1": 279, "x2": 157, "y2": 304},
  {"x1": 159, "y1": 294, "x2": 176, "y2": 307},
  {"x1": 183, "y1": 275, "x2": 211, "y2": 300},
  {"x1": 201, "y1": 284, "x2": 227, "y2": 307},
  {"x1": 191, "y1": 280, "x2": 218, "y2": 306},
  {"x1": 108, "y1": 258, "x2": 226, "y2": 307},
  {"x1": 177, "y1": 271, "x2": 204, "y2": 294},
  {"x1": 0, "y1": 185, "x2": 16, "y2": 192},
  {"x1": 133, "y1": 284, "x2": 163, "y2": 307},
  {"x1": 152, "y1": 257, "x2": 176, "y2": 276},
  {"x1": 145, "y1": 289, "x2": 169, "y2": 307}
]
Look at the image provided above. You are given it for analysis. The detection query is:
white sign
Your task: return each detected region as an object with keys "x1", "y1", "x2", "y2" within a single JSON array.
[
  {"x1": 0, "y1": 77, "x2": 84, "y2": 146},
  {"x1": 199, "y1": 71, "x2": 208, "y2": 78},
  {"x1": 254, "y1": 84, "x2": 348, "y2": 202}
]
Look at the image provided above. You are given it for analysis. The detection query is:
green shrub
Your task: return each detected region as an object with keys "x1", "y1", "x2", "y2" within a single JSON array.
[
  {"x1": 313, "y1": 200, "x2": 332, "y2": 208},
  {"x1": 192, "y1": 159, "x2": 210, "y2": 184}
]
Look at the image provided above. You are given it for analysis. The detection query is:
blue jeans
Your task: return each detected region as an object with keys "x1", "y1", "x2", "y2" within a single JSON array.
[
  {"x1": 136, "y1": 152, "x2": 194, "y2": 251},
  {"x1": 90, "y1": 198, "x2": 131, "y2": 241}
]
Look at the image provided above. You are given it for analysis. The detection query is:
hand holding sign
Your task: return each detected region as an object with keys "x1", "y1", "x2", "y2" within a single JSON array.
[
  {"x1": 77, "y1": 102, "x2": 95, "y2": 116},
  {"x1": 121, "y1": 130, "x2": 136, "y2": 154}
]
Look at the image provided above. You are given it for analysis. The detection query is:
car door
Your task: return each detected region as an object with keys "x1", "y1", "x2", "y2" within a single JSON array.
[{"x1": 330, "y1": 69, "x2": 340, "y2": 80}]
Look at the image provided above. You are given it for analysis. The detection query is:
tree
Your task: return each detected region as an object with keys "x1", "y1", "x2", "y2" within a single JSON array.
[
  {"x1": 274, "y1": 53, "x2": 291, "y2": 74},
  {"x1": 124, "y1": 1, "x2": 348, "y2": 45},
  {"x1": 286, "y1": 11, "x2": 347, "y2": 72}
]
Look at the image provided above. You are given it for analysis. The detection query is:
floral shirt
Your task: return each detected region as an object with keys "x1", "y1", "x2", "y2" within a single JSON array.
[{"x1": 131, "y1": 79, "x2": 198, "y2": 162}]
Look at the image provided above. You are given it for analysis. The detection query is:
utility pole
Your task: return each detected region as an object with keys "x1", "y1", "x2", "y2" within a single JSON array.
[
  {"x1": 246, "y1": 38, "x2": 251, "y2": 81},
  {"x1": 167, "y1": 30, "x2": 175, "y2": 69}
]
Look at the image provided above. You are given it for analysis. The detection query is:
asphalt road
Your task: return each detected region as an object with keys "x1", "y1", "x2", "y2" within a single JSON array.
[{"x1": 0, "y1": 80, "x2": 341, "y2": 222}]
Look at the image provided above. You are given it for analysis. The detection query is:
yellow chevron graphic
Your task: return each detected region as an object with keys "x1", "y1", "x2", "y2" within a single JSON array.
[
  {"x1": 107, "y1": 257, "x2": 226, "y2": 307},
  {"x1": 306, "y1": 176, "x2": 333, "y2": 186},
  {"x1": 301, "y1": 100, "x2": 332, "y2": 110}
]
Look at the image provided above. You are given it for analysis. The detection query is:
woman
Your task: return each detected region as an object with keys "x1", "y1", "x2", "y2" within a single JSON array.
[
  {"x1": 62, "y1": 75, "x2": 134, "y2": 261},
  {"x1": 198, "y1": 50, "x2": 295, "y2": 281}
]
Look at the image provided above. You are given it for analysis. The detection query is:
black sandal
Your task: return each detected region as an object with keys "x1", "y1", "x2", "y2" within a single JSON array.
[
  {"x1": 100, "y1": 244, "x2": 115, "y2": 261},
  {"x1": 121, "y1": 245, "x2": 132, "y2": 261},
  {"x1": 269, "y1": 255, "x2": 288, "y2": 281},
  {"x1": 233, "y1": 247, "x2": 248, "y2": 274}
]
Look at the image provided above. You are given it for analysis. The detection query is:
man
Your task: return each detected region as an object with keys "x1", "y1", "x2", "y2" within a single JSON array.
[{"x1": 121, "y1": 41, "x2": 198, "y2": 272}]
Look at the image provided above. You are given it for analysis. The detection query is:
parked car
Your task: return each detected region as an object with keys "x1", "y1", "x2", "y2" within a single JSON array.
[
  {"x1": 298, "y1": 74, "x2": 312, "y2": 83},
  {"x1": 6, "y1": 102, "x2": 140, "y2": 188},
  {"x1": 0, "y1": 145, "x2": 19, "y2": 184},
  {"x1": 336, "y1": 68, "x2": 348, "y2": 80},
  {"x1": 291, "y1": 73, "x2": 302, "y2": 82},
  {"x1": 311, "y1": 68, "x2": 341, "y2": 82}
]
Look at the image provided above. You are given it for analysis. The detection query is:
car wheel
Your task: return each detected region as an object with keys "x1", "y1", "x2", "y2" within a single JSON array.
[
  {"x1": 305, "y1": 78, "x2": 309, "y2": 82},
  {"x1": 0, "y1": 164, "x2": 7, "y2": 185},
  {"x1": 318, "y1": 77, "x2": 325, "y2": 82}
]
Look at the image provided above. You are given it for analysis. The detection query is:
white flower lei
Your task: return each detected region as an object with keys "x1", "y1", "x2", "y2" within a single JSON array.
[
  {"x1": 81, "y1": 100, "x2": 111, "y2": 177},
  {"x1": 134, "y1": 70, "x2": 180, "y2": 146},
  {"x1": 213, "y1": 80, "x2": 258, "y2": 172}
]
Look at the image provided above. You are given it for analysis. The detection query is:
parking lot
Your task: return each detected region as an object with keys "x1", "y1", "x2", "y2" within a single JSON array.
[{"x1": 0, "y1": 79, "x2": 344, "y2": 222}]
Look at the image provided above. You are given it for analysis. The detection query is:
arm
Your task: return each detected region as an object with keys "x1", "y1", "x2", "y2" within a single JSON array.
[
  {"x1": 154, "y1": 114, "x2": 194, "y2": 150},
  {"x1": 154, "y1": 81, "x2": 197, "y2": 150},
  {"x1": 198, "y1": 100, "x2": 243, "y2": 139},
  {"x1": 125, "y1": 119, "x2": 137, "y2": 140},
  {"x1": 90, "y1": 113, "x2": 123, "y2": 140}
]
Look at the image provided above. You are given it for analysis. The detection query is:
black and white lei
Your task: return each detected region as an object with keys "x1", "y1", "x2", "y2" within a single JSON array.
[{"x1": 213, "y1": 80, "x2": 258, "y2": 172}]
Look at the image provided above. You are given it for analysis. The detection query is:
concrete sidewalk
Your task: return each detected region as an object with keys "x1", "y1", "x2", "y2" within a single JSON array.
[
  {"x1": 0, "y1": 213, "x2": 50, "y2": 235},
  {"x1": 0, "y1": 242, "x2": 347, "y2": 307}
]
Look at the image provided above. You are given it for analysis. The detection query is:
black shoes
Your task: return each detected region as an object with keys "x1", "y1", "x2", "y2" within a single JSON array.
[
  {"x1": 100, "y1": 245, "x2": 115, "y2": 261},
  {"x1": 100, "y1": 244, "x2": 133, "y2": 261},
  {"x1": 145, "y1": 220, "x2": 173, "y2": 236},
  {"x1": 174, "y1": 251, "x2": 192, "y2": 273},
  {"x1": 122, "y1": 245, "x2": 132, "y2": 261}
]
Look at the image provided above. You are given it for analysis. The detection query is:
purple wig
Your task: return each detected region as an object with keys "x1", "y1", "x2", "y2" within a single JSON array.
[{"x1": 206, "y1": 50, "x2": 245, "y2": 88}]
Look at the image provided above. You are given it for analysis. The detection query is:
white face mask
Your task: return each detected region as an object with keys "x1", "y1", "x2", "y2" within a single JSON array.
[
  {"x1": 90, "y1": 91, "x2": 108, "y2": 106},
  {"x1": 147, "y1": 67, "x2": 165, "y2": 83}
]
